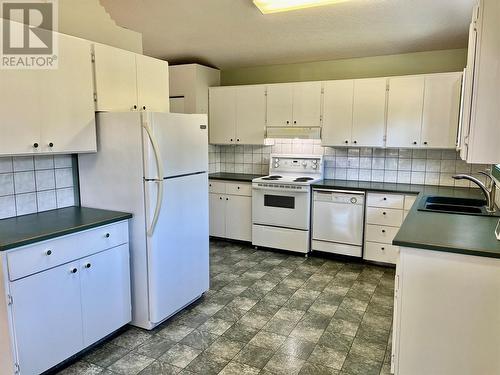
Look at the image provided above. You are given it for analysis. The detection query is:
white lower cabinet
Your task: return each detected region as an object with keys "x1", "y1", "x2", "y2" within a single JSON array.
[
  {"x1": 0, "y1": 221, "x2": 131, "y2": 375},
  {"x1": 363, "y1": 192, "x2": 417, "y2": 265},
  {"x1": 209, "y1": 180, "x2": 252, "y2": 242}
]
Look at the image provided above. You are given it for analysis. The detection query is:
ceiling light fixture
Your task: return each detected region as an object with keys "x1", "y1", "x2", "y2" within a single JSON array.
[{"x1": 253, "y1": 0, "x2": 351, "y2": 14}]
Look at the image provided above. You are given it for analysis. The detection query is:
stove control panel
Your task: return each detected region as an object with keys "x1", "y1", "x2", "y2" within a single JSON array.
[{"x1": 271, "y1": 155, "x2": 323, "y2": 174}]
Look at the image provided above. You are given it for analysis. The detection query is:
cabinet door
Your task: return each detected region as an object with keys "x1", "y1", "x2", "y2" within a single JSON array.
[
  {"x1": 209, "y1": 193, "x2": 226, "y2": 237},
  {"x1": 93, "y1": 43, "x2": 138, "y2": 111},
  {"x1": 10, "y1": 262, "x2": 83, "y2": 375},
  {"x1": 322, "y1": 80, "x2": 354, "y2": 146},
  {"x1": 226, "y1": 195, "x2": 252, "y2": 242},
  {"x1": 266, "y1": 84, "x2": 293, "y2": 126},
  {"x1": 421, "y1": 73, "x2": 462, "y2": 148},
  {"x1": 41, "y1": 33, "x2": 96, "y2": 153},
  {"x1": 352, "y1": 78, "x2": 387, "y2": 147},
  {"x1": 236, "y1": 85, "x2": 266, "y2": 145},
  {"x1": 292, "y1": 82, "x2": 322, "y2": 127},
  {"x1": 209, "y1": 87, "x2": 236, "y2": 144},
  {"x1": 0, "y1": 69, "x2": 42, "y2": 156},
  {"x1": 136, "y1": 54, "x2": 170, "y2": 112},
  {"x1": 386, "y1": 76, "x2": 425, "y2": 148},
  {"x1": 80, "y1": 244, "x2": 131, "y2": 346}
]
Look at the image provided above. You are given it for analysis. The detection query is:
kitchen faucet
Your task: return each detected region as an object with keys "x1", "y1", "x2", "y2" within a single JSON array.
[{"x1": 453, "y1": 171, "x2": 497, "y2": 213}]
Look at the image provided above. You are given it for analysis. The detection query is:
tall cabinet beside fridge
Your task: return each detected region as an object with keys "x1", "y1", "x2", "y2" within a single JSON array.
[{"x1": 78, "y1": 112, "x2": 209, "y2": 330}]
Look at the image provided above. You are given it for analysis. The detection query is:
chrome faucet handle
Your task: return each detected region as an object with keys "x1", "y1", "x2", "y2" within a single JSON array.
[{"x1": 478, "y1": 171, "x2": 494, "y2": 190}]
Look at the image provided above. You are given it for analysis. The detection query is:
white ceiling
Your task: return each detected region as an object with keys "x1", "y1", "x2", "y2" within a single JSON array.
[{"x1": 100, "y1": 0, "x2": 474, "y2": 69}]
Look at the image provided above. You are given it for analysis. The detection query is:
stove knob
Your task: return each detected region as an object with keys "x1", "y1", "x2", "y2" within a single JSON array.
[
  {"x1": 350, "y1": 197, "x2": 358, "y2": 204},
  {"x1": 302, "y1": 161, "x2": 307, "y2": 166},
  {"x1": 274, "y1": 163, "x2": 279, "y2": 168},
  {"x1": 312, "y1": 165, "x2": 318, "y2": 169}
]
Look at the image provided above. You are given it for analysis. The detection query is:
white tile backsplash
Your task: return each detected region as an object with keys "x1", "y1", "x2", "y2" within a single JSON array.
[
  {"x1": 0, "y1": 155, "x2": 76, "y2": 219},
  {"x1": 211, "y1": 139, "x2": 491, "y2": 188}
]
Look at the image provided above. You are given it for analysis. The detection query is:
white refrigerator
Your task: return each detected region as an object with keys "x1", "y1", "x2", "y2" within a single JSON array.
[{"x1": 78, "y1": 111, "x2": 209, "y2": 330}]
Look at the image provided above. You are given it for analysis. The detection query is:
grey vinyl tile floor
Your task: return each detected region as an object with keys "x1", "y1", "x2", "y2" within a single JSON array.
[{"x1": 56, "y1": 239, "x2": 395, "y2": 375}]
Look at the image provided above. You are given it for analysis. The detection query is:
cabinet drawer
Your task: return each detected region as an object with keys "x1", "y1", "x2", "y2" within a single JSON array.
[
  {"x1": 404, "y1": 195, "x2": 417, "y2": 210},
  {"x1": 365, "y1": 224, "x2": 400, "y2": 244},
  {"x1": 226, "y1": 182, "x2": 252, "y2": 197},
  {"x1": 209, "y1": 181, "x2": 226, "y2": 194},
  {"x1": 7, "y1": 221, "x2": 129, "y2": 281},
  {"x1": 366, "y1": 207, "x2": 403, "y2": 227},
  {"x1": 364, "y1": 241, "x2": 399, "y2": 264},
  {"x1": 367, "y1": 193, "x2": 404, "y2": 209}
]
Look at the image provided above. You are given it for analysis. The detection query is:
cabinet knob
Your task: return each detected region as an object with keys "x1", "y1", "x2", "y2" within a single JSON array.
[
  {"x1": 70, "y1": 268, "x2": 78, "y2": 274},
  {"x1": 237, "y1": 186, "x2": 240, "y2": 189},
  {"x1": 423, "y1": 141, "x2": 428, "y2": 145},
  {"x1": 413, "y1": 141, "x2": 417, "y2": 145},
  {"x1": 84, "y1": 263, "x2": 91, "y2": 269},
  {"x1": 286, "y1": 121, "x2": 290, "y2": 125},
  {"x1": 33, "y1": 143, "x2": 39, "y2": 148},
  {"x1": 293, "y1": 120, "x2": 297, "y2": 124},
  {"x1": 45, "y1": 250, "x2": 52, "y2": 256},
  {"x1": 383, "y1": 212, "x2": 387, "y2": 215},
  {"x1": 230, "y1": 139, "x2": 233, "y2": 142},
  {"x1": 143, "y1": 106, "x2": 146, "y2": 110},
  {"x1": 383, "y1": 197, "x2": 387, "y2": 201},
  {"x1": 133, "y1": 105, "x2": 137, "y2": 110},
  {"x1": 226, "y1": 197, "x2": 229, "y2": 201},
  {"x1": 105, "y1": 233, "x2": 110, "y2": 238},
  {"x1": 236, "y1": 139, "x2": 240, "y2": 142},
  {"x1": 219, "y1": 197, "x2": 222, "y2": 200},
  {"x1": 353, "y1": 141, "x2": 357, "y2": 144},
  {"x1": 345, "y1": 140, "x2": 349, "y2": 144},
  {"x1": 382, "y1": 229, "x2": 386, "y2": 233},
  {"x1": 48, "y1": 142, "x2": 54, "y2": 148},
  {"x1": 381, "y1": 247, "x2": 385, "y2": 251}
]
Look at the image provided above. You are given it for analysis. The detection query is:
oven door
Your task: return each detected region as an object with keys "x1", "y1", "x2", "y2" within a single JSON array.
[{"x1": 252, "y1": 184, "x2": 310, "y2": 230}]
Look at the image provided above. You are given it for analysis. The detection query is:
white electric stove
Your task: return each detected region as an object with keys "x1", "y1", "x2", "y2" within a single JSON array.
[{"x1": 251, "y1": 154, "x2": 324, "y2": 254}]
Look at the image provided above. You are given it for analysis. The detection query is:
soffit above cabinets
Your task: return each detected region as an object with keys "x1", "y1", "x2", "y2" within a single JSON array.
[{"x1": 100, "y1": 0, "x2": 474, "y2": 69}]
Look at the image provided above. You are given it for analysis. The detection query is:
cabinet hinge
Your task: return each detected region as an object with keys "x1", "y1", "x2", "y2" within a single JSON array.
[
  {"x1": 14, "y1": 363, "x2": 20, "y2": 374},
  {"x1": 386, "y1": 84, "x2": 390, "y2": 91},
  {"x1": 7, "y1": 294, "x2": 13, "y2": 306},
  {"x1": 91, "y1": 52, "x2": 95, "y2": 63},
  {"x1": 321, "y1": 88, "x2": 324, "y2": 94},
  {"x1": 93, "y1": 93, "x2": 98, "y2": 102}
]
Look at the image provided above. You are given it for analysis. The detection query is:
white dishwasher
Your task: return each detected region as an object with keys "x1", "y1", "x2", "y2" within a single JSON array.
[{"x1": 312, "y1": 189, "x2": 365, "y2": 257}]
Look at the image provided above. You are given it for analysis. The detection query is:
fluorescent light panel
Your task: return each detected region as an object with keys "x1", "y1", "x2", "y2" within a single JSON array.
[{"x1": 253, "y1": 0, "x2": 351, "y2": 14}]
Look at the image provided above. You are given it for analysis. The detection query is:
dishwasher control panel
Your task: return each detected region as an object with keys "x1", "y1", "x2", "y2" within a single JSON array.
[{"x1": 313, "y1": 190, "x2": 365, "y2": 205}]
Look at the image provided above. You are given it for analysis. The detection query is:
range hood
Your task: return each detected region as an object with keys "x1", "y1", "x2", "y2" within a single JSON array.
[{"x1": 266, "y1": 127, "x2": 321, "y2": 139}]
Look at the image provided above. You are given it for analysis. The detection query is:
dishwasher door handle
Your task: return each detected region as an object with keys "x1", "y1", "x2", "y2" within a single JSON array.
[{"x1": 313, "y1": 189, "x2": 365, "y2": 195}]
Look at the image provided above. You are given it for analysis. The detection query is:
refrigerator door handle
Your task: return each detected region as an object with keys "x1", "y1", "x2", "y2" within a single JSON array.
[{"x1": 143, "y1": 121, "x2": 165, "y2": 236}]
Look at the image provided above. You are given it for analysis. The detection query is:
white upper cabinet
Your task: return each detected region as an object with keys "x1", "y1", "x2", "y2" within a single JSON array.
[
  {"x1": 351, "y1": 78, "x2": 387, "y2": 147},
  {"x1": 266, "y1": 83, "x2": 294, "y2": 126},
  {"x1": 209, "y1": 87, "x2": 237, "y2": 144},
  {"x1": 421, "y1": 72, "x2": 462, "y2": 148},
  {"x1": 292, "y1": 82, "x2": 322, "y2": 127},
  {"x1": 209, "y1": 86, "x2": 266, "y2": 145},
  {"x1": 93, "y1": 43, "x2": 138, "y2": 112},
  {"x1": 136, "y1": 54, "x2": 169, "y2": 112},
  {"x1": 386, "y1": 76, "x2": 425, "y2": 148},
  {"x1": 459, "y1": 0, "x2": 500, "y2": 164},
  {"x1": 41, "y1": 34, "x2": 96, "y2": 154},
  {"x1": 93, "y1": 44, "x2": 169, "y2": 112},
  {"x1": 322, "y1": 80, "x2": 354, "y2": 146},
  {"x1": 266, "y1": 82, "x2": 322, "y2": 127},
  {"x1": 0, "y1": 32, "x2": 96, "y2": 156},
  {"x1": 236, "y1": 85, "x2": 266, "y2": 144}
]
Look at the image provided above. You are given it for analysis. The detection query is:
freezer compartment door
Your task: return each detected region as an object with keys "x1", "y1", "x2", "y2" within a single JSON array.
[
  {"x1": 145, "y1": 172, "x2": 209, "y2": 324},
  {"x1": 142, "y1": 112, "x2": 208, "y2": 179}
]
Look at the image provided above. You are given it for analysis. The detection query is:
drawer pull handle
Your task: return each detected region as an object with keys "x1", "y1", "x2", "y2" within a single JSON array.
[
  {"x1": 105, "y1": 233, "x2": 110, "y2": 238},
  {"x1": 84, "y1": 263, "x2": 92, "y2": 269},
  {"x1": 45, "y1": 250, "x2": 52, "y2": 256},
  {"x1": 70, "y1": 268, "x2": 78, "y2": 274}
]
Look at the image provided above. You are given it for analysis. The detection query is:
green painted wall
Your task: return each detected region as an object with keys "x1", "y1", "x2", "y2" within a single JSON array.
[{"x1": 221, "y1": 49, "x2": 467, "y2": 86}]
